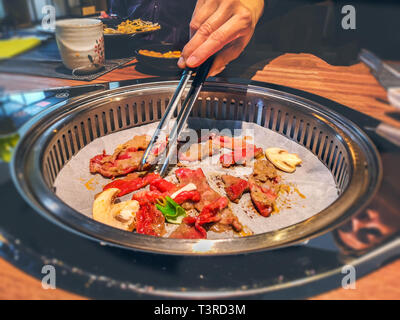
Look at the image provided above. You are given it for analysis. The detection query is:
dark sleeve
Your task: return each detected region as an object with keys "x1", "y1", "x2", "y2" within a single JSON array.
[
  {"x1": 259, "y1": 0, "x2": 324, "y2": 25},
  {"x1": 108, "y1": 0, "x2": 137, "y2": 19}
]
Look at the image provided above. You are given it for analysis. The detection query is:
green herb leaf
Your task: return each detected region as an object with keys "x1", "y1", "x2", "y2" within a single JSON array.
[{"x1": 155, "y1": 196, "x2": 186, "y2": 224}]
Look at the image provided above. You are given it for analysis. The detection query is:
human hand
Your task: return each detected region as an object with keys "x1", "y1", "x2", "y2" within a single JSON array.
[{"x1": 178, "y1": 0, "x2": 264, "y2": 76}]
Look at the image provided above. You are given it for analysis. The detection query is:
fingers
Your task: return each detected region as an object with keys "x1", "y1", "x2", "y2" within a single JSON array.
[
  {"x1": 186, "y1": 8, "x2": 233, "y2": 61},
  {"x1": 179, "y1": 7, "x2": 230, "y2": 69},
  {"x1": 184, "y1": 15, "x2": 249, "y2": 69},
  {"x1": 189, "y1": 0, "x2": 218, "y2": 38},
  {"x1": 178, "y1": 0, "x2": 259, "y2": 72}
]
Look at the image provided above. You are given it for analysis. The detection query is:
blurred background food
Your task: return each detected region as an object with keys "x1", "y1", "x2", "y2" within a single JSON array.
[
  {"x1": 103, "y1": 19, "x2": 160, "y2": 35},
  {"x1": 135, "y1": 43, "x2": 183, "y2": 73},
  {"x1": 0, "y1": 133, "x2": 19, "y2": 163},
  {"x1": 138, "y1": 49, "x2": 181, "y2": 59}
]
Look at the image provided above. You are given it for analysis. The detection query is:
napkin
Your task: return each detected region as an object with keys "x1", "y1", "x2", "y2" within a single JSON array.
[{"x1": 0, "y1": 37, "x2": 42, "y2": 60}]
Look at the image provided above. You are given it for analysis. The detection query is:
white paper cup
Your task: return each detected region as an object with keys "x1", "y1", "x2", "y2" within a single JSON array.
[{"x1": 55, "y1": 19, "x2": 105, "y2": 74}]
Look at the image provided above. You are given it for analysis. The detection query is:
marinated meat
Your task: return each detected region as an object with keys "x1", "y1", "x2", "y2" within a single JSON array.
[
  {"x1": 170, "y1": 198, "x2": 229, "y2": 239},
  {"x1": 192, "y1": 197, "x2": 242, "y2": 235},
  {"x1": 148, "y1": 178, "x2": 201, "y2": 207},
  {"x1": 173, "y1": 191, "x2": 201, "y2": 205},
  {"x1": 249, "y1": 159, "x2": 280, "y2": 217},
  {"x1": 217, "y1": 136, "x2": 264, "y2": 168},
  {"x1": 214, "y1": 135, "x2": 251, "y2": 149},
  {"x1": 218, "y1": 208, "x2": 243, "y2": 232},
  {"x1": 149, "y1": 178, "x2": 177, "y2": 193},
  {"x1": 90, "y1": 135, "x2": 151, "y2": 178},
  {"x1": 130, "y1": 177, "x2": 200, "y2": 207},
  {"x1": 132, "y1": 177, "x2": 203, "y2": 238},
  {"x1": 220, "y1": 146, "x2": 264, "y2": 167},
  {"x1": 179, "y1": 140, "x2": 220, "y2": 162},
  {"x1": 128, "y1": 173, "x2": 168, "y2": 237},
  {"x1": 169, "y1": 217, "x2": 206, "y2": 239},
  {"x1": 252, "y1": 158, "x2": 280, "y2": 184},
  {"x1": 221, "y1": 175, "x2": 249, "y2": 202},
  {"x1": 196, "y1": 197, "x2": 229, "y2": 226},
  {"x1": 135, "y1": 200, "x2": 166, "y2": 237},
  {"x1": 103, "y1": 173, "x2": 160, "y2": 197},
  {"x1": 111, "y1": 135, "x2": 151, "y2": 156},
  {"x1": 248, "y1": 181, "x2": 277, "y2": 217},
  {"x1": 173, "y1": 168, "x2": 243, "y2": 237},
  {"x1": 175, "y1": 168, "x2": 221, "y2": 211},
  {"x1": 132, "y1": 189, "x2": 165, "y2": 204},
  {"x1": 90, "y1": 151, "x2": 146, "y2": 178}
]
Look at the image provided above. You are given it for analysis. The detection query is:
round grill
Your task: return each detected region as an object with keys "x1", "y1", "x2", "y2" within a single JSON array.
[{"x1": 11, "y1": 80, "x2": 382, "y2": 255}]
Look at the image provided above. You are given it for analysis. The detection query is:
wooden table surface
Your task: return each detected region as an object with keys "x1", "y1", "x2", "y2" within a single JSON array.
[{"x1": 0, "y1": 53, "x2": 399, "y2": 300}]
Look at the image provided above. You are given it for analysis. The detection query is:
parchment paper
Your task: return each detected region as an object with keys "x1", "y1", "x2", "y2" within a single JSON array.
[{"x1": 54, "y1": 119, "x2": 339, "y2": 238}]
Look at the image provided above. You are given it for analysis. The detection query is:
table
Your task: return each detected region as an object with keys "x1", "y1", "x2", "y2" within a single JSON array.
[{"x1": 0, "y1": 53, "x2": 399, "y2": 300}]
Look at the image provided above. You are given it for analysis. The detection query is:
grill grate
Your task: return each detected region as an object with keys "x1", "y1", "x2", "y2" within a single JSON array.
[
  {"x1": 12, "y1": 80, "x2": 380, "y2": 254},
  {"x1": 43, "y1": 92, "x2": 350, "y2": 192}
]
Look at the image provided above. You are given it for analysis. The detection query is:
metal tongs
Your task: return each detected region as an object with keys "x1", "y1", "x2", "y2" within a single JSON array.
[{"x1": 139, "y1": 55, "x2": 215, "y2": 176}]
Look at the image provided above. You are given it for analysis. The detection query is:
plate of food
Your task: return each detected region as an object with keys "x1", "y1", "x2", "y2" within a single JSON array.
[
  {"x1": 135, "y1": 43, "x2": 182, "y2": 71},
  {"x1": 102, "y1": 18, "x2": 161, "y2": 38}
]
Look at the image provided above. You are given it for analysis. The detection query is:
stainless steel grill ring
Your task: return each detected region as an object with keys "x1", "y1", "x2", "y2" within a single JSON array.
[{"x1": 11, "y1": 80, "x2": 382, "y2": 255}]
